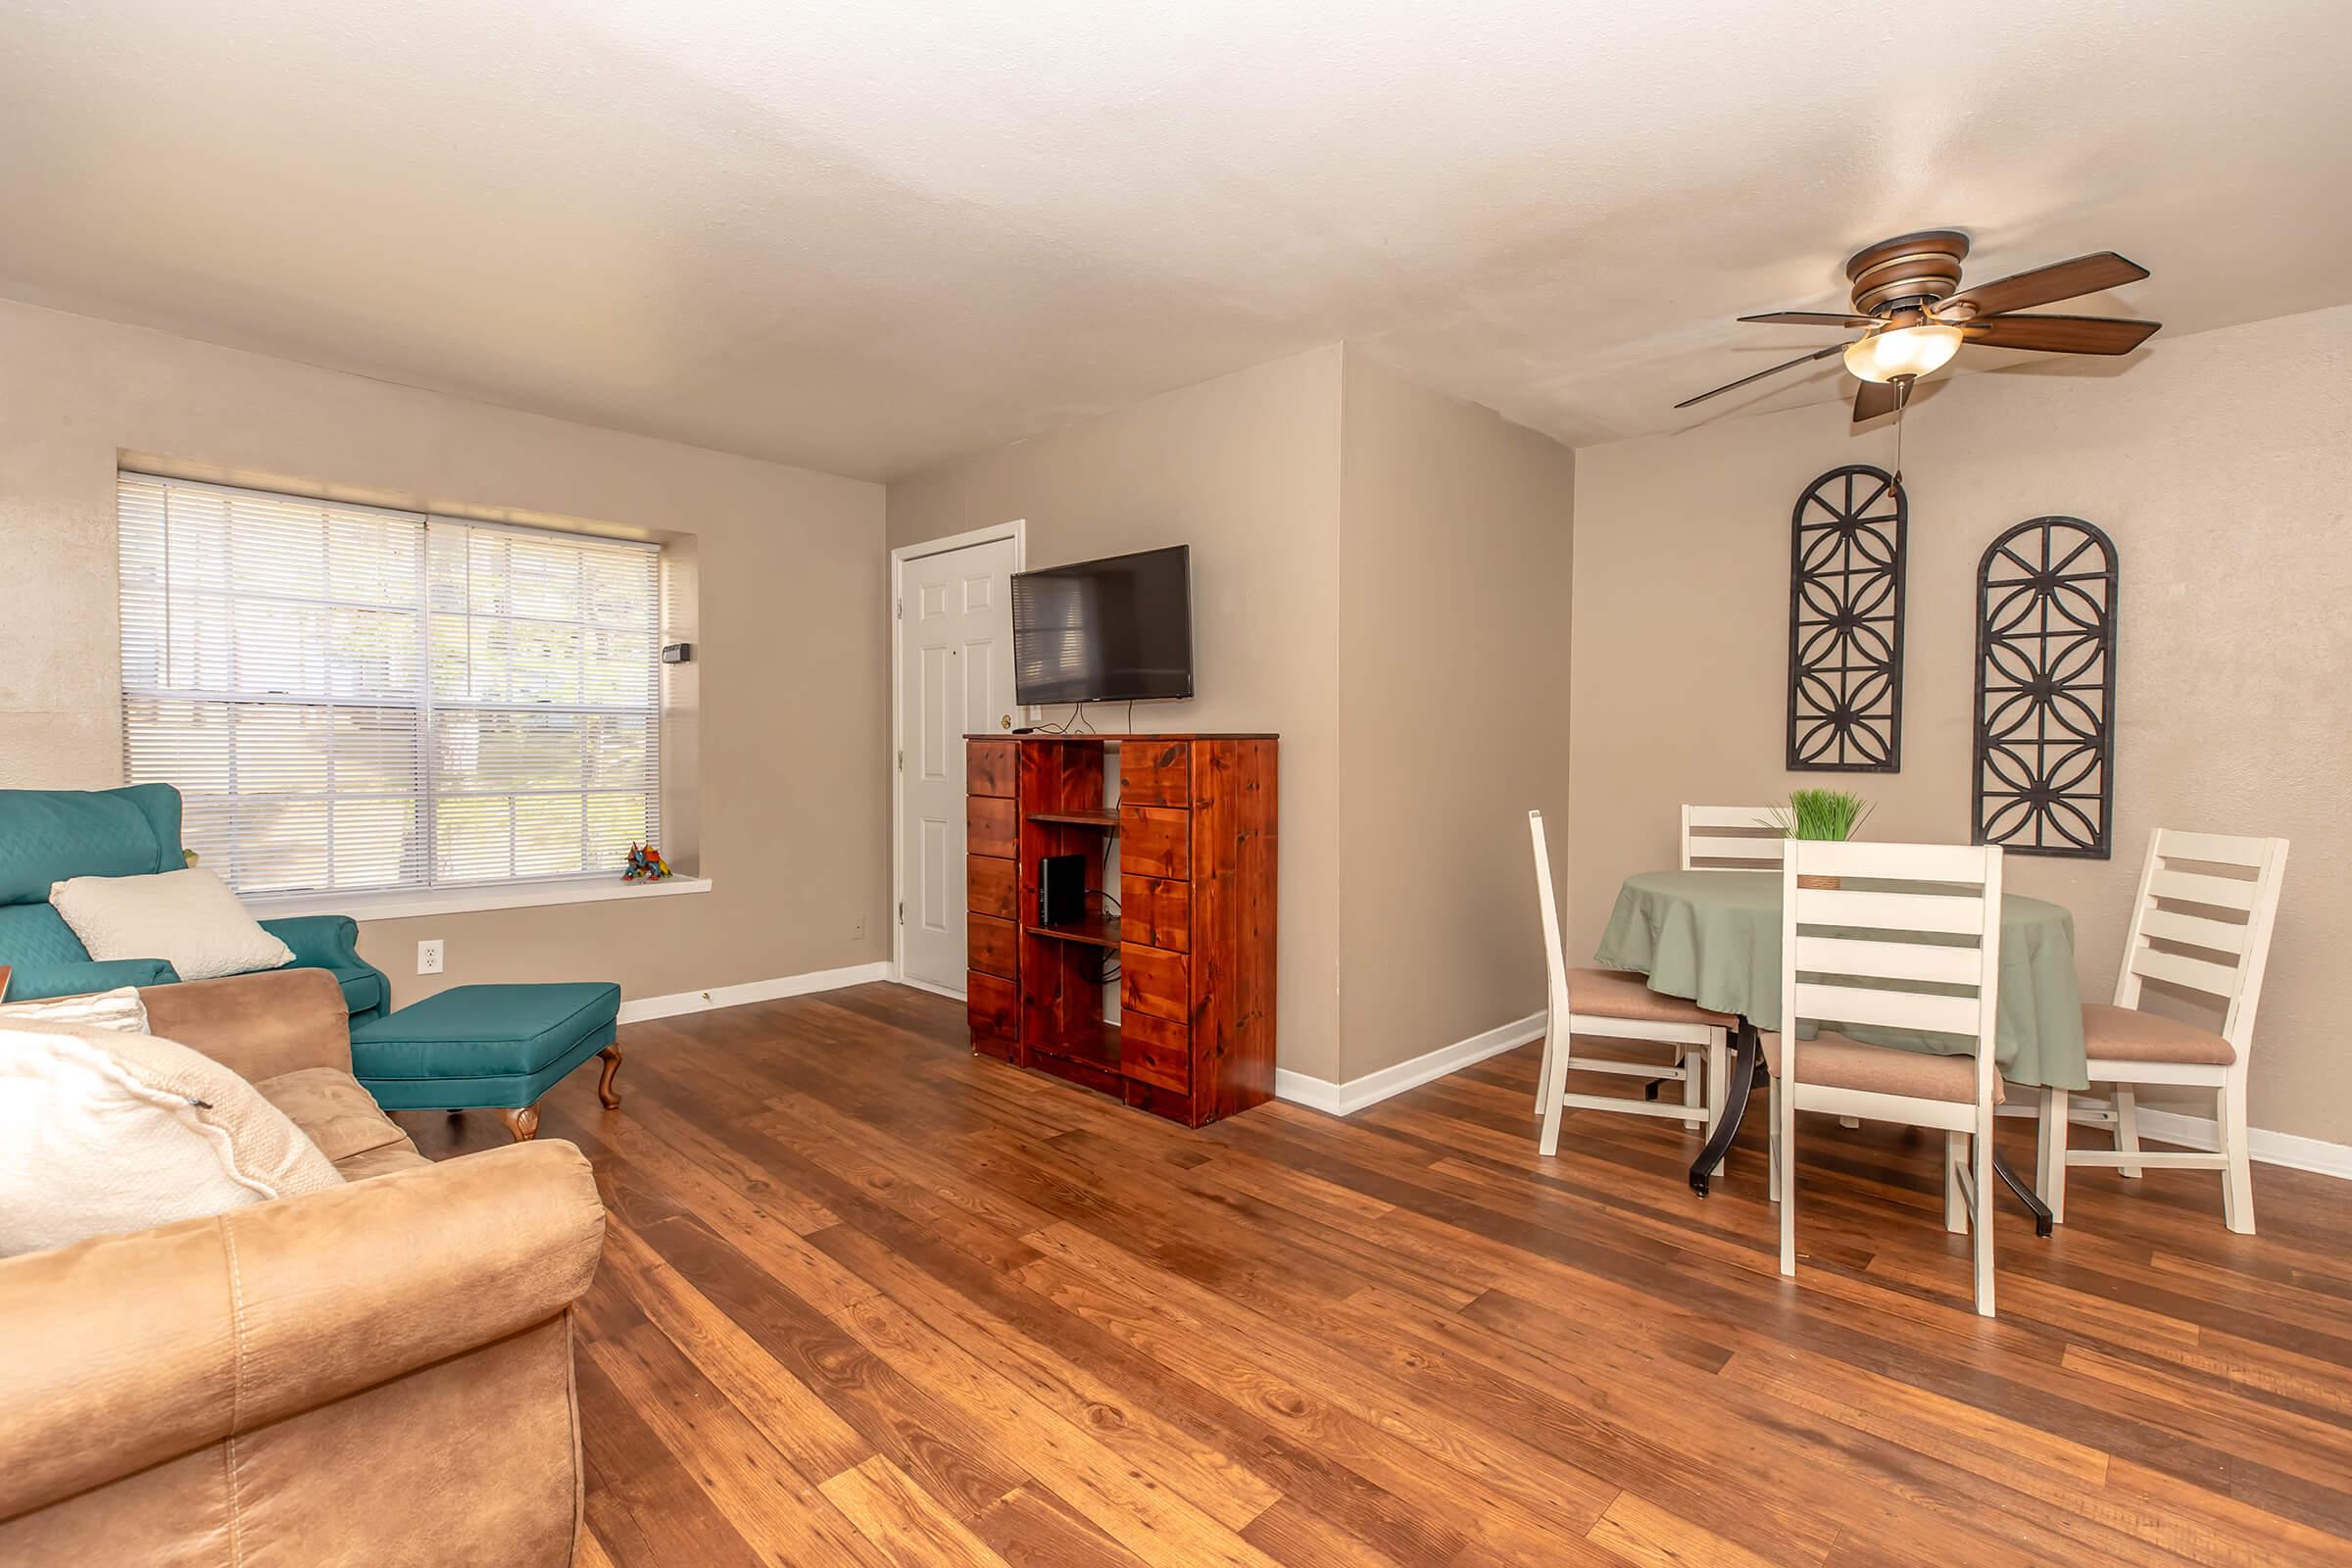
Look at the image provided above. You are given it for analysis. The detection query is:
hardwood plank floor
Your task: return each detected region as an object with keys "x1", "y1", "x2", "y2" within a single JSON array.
[{"x1": 397, "y1": 984, "x2": 2352, "y2": 1567}]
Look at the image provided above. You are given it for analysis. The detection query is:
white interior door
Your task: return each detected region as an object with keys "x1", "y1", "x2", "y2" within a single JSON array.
[{"x1": 899, "y1": 534, "x2": 1018, "y2": 993}]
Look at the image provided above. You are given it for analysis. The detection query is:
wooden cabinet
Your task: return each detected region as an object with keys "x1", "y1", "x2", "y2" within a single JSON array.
[{"x1": 962, "y1": 731, "x2": 1278, "y2": 1129}]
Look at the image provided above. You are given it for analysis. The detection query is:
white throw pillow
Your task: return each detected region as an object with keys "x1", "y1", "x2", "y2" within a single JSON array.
[
  {"x1": 0, "y1": 985, "x2": 150, "y2": 1034},
  {"x1": 0, "y1": 1017, "x2": 342, "y2": 1258},
  {"x1": 47, "y1": 867, "x2": 294, "y2": 983}
]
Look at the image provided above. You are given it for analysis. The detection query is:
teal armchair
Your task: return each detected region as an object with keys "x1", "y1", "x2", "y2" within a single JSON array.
[{"x1": 0, "y1": 784, "x2": 389, "y2": 1020}]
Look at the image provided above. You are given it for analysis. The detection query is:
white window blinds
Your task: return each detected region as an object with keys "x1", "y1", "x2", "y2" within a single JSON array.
[{"x1": 118, "y1": 474, "x2": 662, "y2": 897}]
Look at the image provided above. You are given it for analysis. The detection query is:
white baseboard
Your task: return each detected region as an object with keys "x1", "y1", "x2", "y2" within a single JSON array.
[
  {"x1": 2130, "y1": 1105, "x2": 2352, "y2": 1182},
  {"x1": 617, "y1": 961, "x2": 893, "y2": 1024},
  {"x1": 1997, "y1": 1095, "x2": 2352, "y2": 1182},
  {"x1": 1276, "y1": 1011, "x2": 1544, "y2": 1117}
]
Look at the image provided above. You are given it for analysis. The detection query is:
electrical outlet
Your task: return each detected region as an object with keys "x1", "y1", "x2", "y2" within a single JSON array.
[{"x1": 416, "y1": 938, "x2": 444, "y2": 976}]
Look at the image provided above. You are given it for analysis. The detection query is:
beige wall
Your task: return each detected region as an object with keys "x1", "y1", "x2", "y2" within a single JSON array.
[
  {"x1": 1569, "y1": 303, "x2": 2352, "y2": 1144},
  {"x1": 889, "y1": 345, "x2": 1349, "y2": 1078},
  {"x1": 0, "y1": 299, "x2": 891, "y2": 1008},
  {"x1": 1337, "y1": 353, "x2": 1575, "y2": 1081},
  {"x1": 888, "y1": 344, "x2": 1580, "y2": 1084}
]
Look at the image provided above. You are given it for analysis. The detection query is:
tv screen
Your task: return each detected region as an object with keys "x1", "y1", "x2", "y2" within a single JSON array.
[{"x1": 1012, "y1": 545, "x2": 1193, "y2": 706}]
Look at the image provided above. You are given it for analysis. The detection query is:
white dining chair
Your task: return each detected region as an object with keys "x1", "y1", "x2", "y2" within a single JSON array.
[
  {"x1": 1680, "y1": 805, "x2": 1788, "y2": 871},
  {"x1": 1528, "y1": 810, "x2": 1733, "y2": 1157},
  {"x1": 1769, "y1": 839, "x2": 2005, "y2": 1317},
  {"x1": 2036, "y1": 830, "x2": 2288, "y2": 1236}
]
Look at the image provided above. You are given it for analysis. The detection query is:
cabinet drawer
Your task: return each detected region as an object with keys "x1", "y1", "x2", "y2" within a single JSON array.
[
  {"x1": 1119, "y1": 943, "x2": 1189, "y2": 1024},
  {"x1": 1119, "y1": 1009, "x2": 1190, "y2": 1093},
  {"x1": 966, "y1": 739, "x2": 1017, "y2": 799},
  {"x1": 967, "y1": 971, "x2": 1020, "y2": 1041},
  {"x1": 1120, "y1": 806, "x2": 1191, "y2": 881},
  {"x1": 968, "y1": 855, "x2": 1017, "y2": 920},
  {"x1": 1121, "y1": 874, "x2": 1190, "y2": 953},
  {"x1": 968, "y1": 913, "x2": 1019, "y2": 981},
  {"x1": 967, "y1": 795, "x2": 1018, "y2": 859},
  {"x1": 1118, "y1": 740, "x2": 1190, "y2": 807}
]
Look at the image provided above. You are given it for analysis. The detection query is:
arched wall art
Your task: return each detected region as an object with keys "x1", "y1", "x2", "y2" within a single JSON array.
[
  {"x1": 1972, "y1": 515, "x2": 2119, "y2": 858},
  {"x1": 1787, "y1": 465, "x2": 1906, "y2": 772}
]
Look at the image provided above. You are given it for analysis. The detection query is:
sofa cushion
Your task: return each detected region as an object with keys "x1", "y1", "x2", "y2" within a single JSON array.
[
  {"x1": 256, "y1": 1066, "x2": 414, "y2": 1164},
  {"x1": 49, "y1": 867, "x2": 295, "y2": 983},
  {"x1": 0, "y1": 784, "x2": 182, "y2": 906},
  {"x1": 0, "y1": 905, "x2": 93, "y2": 966},
  {"x1": 0, "y1": 1018, "x2": 342, "y2": 1257}
]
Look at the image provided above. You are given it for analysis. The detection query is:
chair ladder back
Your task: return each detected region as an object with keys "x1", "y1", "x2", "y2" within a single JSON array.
[
  {"x1": 2117, "y1": 829, "x2": 2289, "y2": 1060},
  {"x1": 1782, "y1": 840, "x2": 2004, "y2": 1108},
  {"x1": 1681, "y1": 805, "x2": 1788, "y2": 871}
]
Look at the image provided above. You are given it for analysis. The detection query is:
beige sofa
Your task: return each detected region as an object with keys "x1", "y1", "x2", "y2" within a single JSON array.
[{"x1": 0, "y1": 968, "x2": 607, "y2": 1567}]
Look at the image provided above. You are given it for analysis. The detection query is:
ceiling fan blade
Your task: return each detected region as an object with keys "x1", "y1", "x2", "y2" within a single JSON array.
[
  {"x1": 1739, "y1": 310, "x2": 1885, "y2": 329},
  {"x1": 1675, "y1": 344, "x2": 1846, "y2": 410},
  {"x1": 1852, "y1": 378, "x2": 1904, "y2": 423},
  {"x1": 1938, "y1": 252, "x2": 2148, "y2": 319},
  {"x1": 1960, "y1": 314, "x2": 2162, "y2": 355}
]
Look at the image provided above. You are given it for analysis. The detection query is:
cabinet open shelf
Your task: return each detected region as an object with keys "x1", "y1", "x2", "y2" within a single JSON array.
[
  {"x1": 964, "y1": 731, "x2": 1277, "y2": 1129},
  {"x1": 1025, "y1": 915, "x2": 1121, "y2": 949}
]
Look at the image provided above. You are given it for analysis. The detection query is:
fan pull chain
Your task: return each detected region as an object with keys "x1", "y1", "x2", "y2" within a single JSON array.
[{"x1": 1892, "y1": 394, "x2": 1906, "y2": 490}]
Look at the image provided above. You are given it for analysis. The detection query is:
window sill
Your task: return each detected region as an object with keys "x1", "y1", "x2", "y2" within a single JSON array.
[{"x1": 244, "y1": 875, "x2": 713, "y2": 923}]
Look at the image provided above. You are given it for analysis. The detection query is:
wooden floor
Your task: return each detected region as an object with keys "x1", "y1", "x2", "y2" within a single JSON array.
[{"x1": 403, "y1": 984, "x2": 2352, "y2": 1567}]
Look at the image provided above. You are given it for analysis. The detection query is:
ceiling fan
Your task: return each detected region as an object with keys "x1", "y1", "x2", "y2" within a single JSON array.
[{"x1": 1677, "y1": 229, "x2": 2161, "y2": 422}]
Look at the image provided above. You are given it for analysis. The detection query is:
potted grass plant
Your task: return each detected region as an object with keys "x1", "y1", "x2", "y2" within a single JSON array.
[{"x1": 1766, "y1": 789, "x2": 1873, "y2": 889}]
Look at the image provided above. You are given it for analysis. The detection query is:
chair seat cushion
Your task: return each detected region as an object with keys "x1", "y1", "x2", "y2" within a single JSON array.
[
  {"x1": 1567, "y1": 967, "x2": 1736, "y2": 1028},
  {"x1": 1763, "y1": 1029, "x2": 2003, "y2": 1105},
  {"x1": 350, "y1": 982, "x2": 620, "y2": 1111},
  {"x1": 2082, "y1": 1003, "x2": 2235, "y2": 1065},
  {"x1": 256, "y1": 1066, "x2": 415, "y2": 1164}
]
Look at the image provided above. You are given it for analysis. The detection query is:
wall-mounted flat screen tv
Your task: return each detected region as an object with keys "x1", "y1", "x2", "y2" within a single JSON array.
[{"x1": 1012, "y1": 545, "x2": 1194, "y2": 706}]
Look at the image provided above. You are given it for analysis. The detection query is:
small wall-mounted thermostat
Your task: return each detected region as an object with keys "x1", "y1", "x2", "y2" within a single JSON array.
[{"x1": 662, "y1": 642, "x2": 694, "y2": 663}]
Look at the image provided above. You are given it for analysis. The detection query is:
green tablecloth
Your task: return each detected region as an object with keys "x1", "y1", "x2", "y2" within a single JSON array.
[{"x1": 1592, "y1": 868, "x2": 2089, "y2": 1091}]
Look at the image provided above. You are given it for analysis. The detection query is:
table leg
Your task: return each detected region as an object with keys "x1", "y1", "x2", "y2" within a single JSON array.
[
  {"x1": 1992, "y1": 1150, "x2": 2055, "y2": 1237},
  {"x1": 1690, "y1": 1019, "x2": 1760, "y2": 1197}
]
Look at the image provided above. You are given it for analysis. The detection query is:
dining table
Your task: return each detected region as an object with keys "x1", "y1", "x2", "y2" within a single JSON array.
[{"x1": 1592, "y1": 867, "x2": 2090, "y2": 1227}]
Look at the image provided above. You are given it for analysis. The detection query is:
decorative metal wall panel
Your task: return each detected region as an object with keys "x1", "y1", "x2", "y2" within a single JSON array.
[
  {"x1": 1972, "y1": 515, "x2": 2119, "y2": 858},
  {"x1": 1787, "y1": 465, "x2": 1906, "y2": 771}
]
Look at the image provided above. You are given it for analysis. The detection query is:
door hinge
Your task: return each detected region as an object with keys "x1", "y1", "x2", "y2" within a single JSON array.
[
  {"x1": 897, "y1": 749, "x2": 904, "y2": 770},
  {"x1": 897, "y1": 902, "x2": 906, "y2": 924},
  {"x1": 895, "y1": 599, "x2": 904, "y2": 619}
]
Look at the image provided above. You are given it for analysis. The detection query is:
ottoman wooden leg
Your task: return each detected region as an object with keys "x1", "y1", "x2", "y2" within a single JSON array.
[
  {"x1": 596, "y1": 1044, "x2": 624, "y2": 1109},
  {"x1": 497, "y1": 1103, "x2": 541, "y2": 1142}
]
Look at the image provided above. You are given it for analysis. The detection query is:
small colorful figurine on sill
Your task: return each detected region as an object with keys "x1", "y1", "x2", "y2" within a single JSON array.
[{"x1": 621, "y1": 842, "x2": 673, "y2": 883}]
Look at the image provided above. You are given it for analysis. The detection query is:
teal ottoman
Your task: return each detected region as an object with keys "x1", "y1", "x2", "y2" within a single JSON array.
[{"x1": 351, "y1": 982, "x2": 623, "y2": 1142}]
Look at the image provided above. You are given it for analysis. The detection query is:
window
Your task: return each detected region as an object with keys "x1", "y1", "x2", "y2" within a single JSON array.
[{"x1": 117, "y1": 474, "x2": 663, "y2": 898}]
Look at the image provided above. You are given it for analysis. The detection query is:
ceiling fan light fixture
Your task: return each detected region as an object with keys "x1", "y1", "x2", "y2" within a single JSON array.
[{"x1": 1843, "y1": 322, "x2": 1964, "y2": 384}]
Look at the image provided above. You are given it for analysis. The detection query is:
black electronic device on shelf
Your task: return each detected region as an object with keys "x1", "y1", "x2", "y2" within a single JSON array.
[{"x1": 1037, "y1": 853, "x2": 1087, "y2": 928}]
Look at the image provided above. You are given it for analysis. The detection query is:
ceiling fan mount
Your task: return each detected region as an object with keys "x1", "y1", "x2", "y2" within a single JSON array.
[
  {"x1": 1676, "y1": 227, "x2": 2162, "y2": 423},
  {"x1": 1842, "y1": 228, "x2": 1971, "y2": 316}
]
